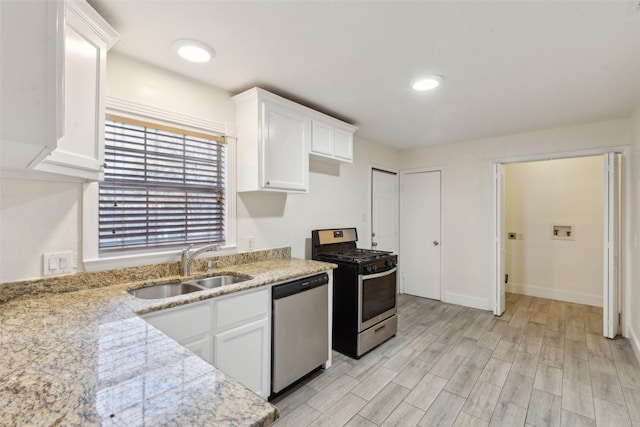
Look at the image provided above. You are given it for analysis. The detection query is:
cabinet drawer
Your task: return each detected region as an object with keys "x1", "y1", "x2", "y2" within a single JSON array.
[
  {"x1": 214, "y1": 288, "x2": 269, "y2": 331},
  {"x1": 143, "y1": 301, "x2": 210, "y2": 343}
]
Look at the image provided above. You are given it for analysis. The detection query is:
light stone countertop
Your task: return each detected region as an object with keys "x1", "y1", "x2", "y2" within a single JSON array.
[{"x1": 0, "y1": 256, "x2": 336, "y2": 426}]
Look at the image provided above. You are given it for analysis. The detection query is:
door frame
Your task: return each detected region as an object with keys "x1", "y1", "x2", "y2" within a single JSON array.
[
  {"x1": 491, "y1": 146, "x2": 631, "y2": 337},
  {"x1": 604, "y1": 152, "x2": 622, "y2": 338},
  {"x1": 368, "y1": 164, "x2": 399, "y2": 252},
  {"x1": 399, "y1": 166, "x2": 444, "y2": 296}
]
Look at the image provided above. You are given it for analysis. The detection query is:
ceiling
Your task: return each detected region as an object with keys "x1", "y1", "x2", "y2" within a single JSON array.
[{"x1": 90, "y1": 0, "x2": 640, "y2": 151}]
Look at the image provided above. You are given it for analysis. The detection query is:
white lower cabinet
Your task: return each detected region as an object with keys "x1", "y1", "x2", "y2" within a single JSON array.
[
  {"x1": 141, "y1": 286, "x2": 270, "y2": 399},
  {"x1": 142, "y1": 299, "x2": 211, "y2": 348},
  {"x1": 213, "y1": 317, "x2": 270, "y2": 398},
  {"x1": 183, "y1": 336, "x2": 213, "y2": 362},
  {"x1": 212, "y1": 287, "x2": 270, "y2": 398}
]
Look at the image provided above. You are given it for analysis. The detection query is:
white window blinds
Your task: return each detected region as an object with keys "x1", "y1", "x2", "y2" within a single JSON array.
[{"x1": 99, "y1": 114, "x2": 226, "y2": 252}]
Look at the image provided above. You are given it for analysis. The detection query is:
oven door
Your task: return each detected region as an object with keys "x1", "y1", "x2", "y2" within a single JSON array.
[{"x1": 358, "y1": 267, "x2": 397, "y2": 332}]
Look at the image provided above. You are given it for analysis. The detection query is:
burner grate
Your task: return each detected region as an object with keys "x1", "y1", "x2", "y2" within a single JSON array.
[{"x1": 323, "y1": 248, "x2": 392, "y2": 262}]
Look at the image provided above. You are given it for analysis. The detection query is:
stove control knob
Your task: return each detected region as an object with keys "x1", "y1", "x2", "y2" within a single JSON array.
[
  {"x1": 385, "y1": 260, "x2": 396, "y2": 268},
  {"x1": 365, "y1": 264, "x2": 377, "y2": 273}
]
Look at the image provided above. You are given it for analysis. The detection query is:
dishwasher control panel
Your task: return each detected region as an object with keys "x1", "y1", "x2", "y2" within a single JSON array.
[{"x1": 272, "y1": 273, "x2": 329, "y2": 299}]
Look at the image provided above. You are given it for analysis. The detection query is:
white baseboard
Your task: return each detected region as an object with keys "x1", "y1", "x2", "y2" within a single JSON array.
[
  {"x1": 506, "y1": 283, "x2": 602, "y2": 307},
  {"x1": 443, "y1": 292, "x2": 491, "y2": 311},
  {"x1": 628, "y1": 324, "x2": 640, "y2": 366}
]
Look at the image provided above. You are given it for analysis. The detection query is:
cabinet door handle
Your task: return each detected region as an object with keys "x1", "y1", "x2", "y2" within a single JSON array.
[{"x1": 433, "y1": 240, "x2": 440, "y2": 246}]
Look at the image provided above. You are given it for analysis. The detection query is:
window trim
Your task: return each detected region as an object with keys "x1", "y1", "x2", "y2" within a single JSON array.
[{"x1": 83, "y1": 97, "x2": 236, "y2": 272}]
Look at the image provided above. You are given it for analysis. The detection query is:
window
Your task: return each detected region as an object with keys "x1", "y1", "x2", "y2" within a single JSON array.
[{"x1": 99, "y1": 115, "x2": 226, "y2": 252}]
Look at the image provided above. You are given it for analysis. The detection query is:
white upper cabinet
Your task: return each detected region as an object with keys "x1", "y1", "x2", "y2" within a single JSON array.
[
  {"x1": 233, "y1": 87, "x2": 357, "y2": 192},
  {"x1": 1, "y1": 0, "x2": 62, "y2": 170},
  {"x1": 0, "y1": 0, "x2": 118, "y2": 180},
  {"x1": 233, "y1": 88, "x2": 311, "y2": 193},
  {"x1": 260, "y1": 99, "x2": 311, "y2": 192},
  {"x1": 311, "y1": 120, "x2": 334, "y2": 156},
  {"x1": 311, "y1": 119, "x2": 355, "y2": 163}
]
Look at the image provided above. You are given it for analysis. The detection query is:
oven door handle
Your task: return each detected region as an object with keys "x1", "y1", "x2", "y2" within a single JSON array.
[{"x1": 362, "y1": 266, "x2": 397, "y2": 280}]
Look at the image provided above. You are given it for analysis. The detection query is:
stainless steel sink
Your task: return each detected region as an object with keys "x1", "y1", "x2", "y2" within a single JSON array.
[
  {"x1": 128, "y1": 282, "x2": 204, "y2": 299},
  {"x1": 128, "y1": 274, "x2": 253, "y2": 299},
  {"x1": 187, "y1": 274, "x2": 252, "y2": 289}
]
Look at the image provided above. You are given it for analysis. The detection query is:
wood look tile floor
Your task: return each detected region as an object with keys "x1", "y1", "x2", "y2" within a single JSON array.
[{"x1": 271, "y1": 293, "x2": 640, "y2": 427}]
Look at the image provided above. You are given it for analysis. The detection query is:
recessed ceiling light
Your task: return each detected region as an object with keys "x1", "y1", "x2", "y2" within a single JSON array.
[
  {"x1": 412, "y1": 75, "x2": 444, "y2": 91},
  {"x1": 173, "y1": 39, "x2": 215, "y2": 63}
]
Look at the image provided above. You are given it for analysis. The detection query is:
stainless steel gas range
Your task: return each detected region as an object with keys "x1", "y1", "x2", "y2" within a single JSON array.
[{"x1": 312, "y1": 227, "x2": 398, "y2": 359}]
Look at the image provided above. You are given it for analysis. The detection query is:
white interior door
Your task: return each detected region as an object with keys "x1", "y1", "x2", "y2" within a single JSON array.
[
  {"x1": 371, "y1": 168, "x2": 398, "y2": 253},
  {"x1": 400, "y1": 170, "x2": 441, "y2": 300},
  {"x1": 495, "y1": 163, "x2": 506, "y2": 316},
  {"x1": 603, "y1": 152, "x2": 621, "y2": 338}
]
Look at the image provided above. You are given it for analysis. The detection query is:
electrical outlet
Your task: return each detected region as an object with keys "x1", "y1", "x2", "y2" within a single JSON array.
[{"x1": 247, "y1": 235, "x2": 255, "y2": 251}]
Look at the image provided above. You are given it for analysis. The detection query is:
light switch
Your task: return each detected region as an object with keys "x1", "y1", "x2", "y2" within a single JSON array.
[
  {"x1": 48, "y1": 256, "x2": 58, "y2": 270},
  {"x1": 43, "y1": 251, "x2": 73, "y2": 276}
]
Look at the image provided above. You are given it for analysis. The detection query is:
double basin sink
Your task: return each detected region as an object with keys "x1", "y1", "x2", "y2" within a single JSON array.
[{"x1": 129, "y1": 274, "x2": 252, "y2": 299}]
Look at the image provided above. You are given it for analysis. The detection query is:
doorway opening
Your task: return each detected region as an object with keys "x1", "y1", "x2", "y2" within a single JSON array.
[{"x1": 494, "y1": 151, "x2": 623, "y2": 339}]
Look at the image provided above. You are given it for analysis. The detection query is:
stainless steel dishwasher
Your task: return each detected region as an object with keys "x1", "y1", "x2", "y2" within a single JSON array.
[{"x1": 271, "y1": 273, "x2": 329, "y2": 398}]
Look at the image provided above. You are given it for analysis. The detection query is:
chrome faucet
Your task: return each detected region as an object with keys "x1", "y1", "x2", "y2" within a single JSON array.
[{"x1": 181, "y1": 243, "x2": 220, "y2": 276}]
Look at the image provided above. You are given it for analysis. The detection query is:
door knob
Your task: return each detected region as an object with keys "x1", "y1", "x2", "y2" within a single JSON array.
[{"x1": 433, "y1": 240, "x2": 440, "y2": 246}]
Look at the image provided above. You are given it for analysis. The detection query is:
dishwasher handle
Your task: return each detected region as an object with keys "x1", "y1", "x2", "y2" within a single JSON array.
[{"x1": 272, "y1": 273, "x2": 329, "y2": 300}]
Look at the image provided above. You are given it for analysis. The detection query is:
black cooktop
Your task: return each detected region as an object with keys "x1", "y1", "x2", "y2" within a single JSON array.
[
  {"x1": 311, "y1": 227, "x2": 397, "y2": 270},
  {"x1": 320, "y1": 248, "x2": 393, "y2": 263}
]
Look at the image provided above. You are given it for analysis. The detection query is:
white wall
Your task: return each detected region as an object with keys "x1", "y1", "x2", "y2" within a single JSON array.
[
  {"x1": 237, "y1": 140, "x2": 399, "y2": 258},
  {"x1": 504, "y1": 157, "x2": 604, "y2": 306},
  {"x1": 398, "y1": 119, "x2": 631, "y2": 309},
  {"x1": 106, "y1": 53, "x2": 236, "y2": 125},
  {"x1": 0, "y1": 53, "x2": 399, "y2": 283},
  {"x1": 629, "y1": 100, "x2": 640, "y2": 358},
  {"x1": 0, "y1": 179, "x2": 82, "y2": 282}
]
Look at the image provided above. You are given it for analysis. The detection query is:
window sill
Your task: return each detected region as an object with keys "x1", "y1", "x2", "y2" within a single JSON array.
[{"x1": 83, "y1": 245, "x2": 238, "y2": 273}]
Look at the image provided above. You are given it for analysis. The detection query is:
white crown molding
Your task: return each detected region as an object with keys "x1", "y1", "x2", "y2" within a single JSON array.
[
  {"x1": 105, "y1": 96, "x2": 228, "y2": 136},
  {"x1": 66, "y1": 0, "x2": 119, "y2": 48}
]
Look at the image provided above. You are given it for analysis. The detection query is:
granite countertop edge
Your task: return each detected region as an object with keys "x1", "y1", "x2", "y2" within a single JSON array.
[
  {"x1": 127, "y1": 258, "x2": 338, "y2": 315},
  {"x1": 0, "y1": 256, "x2": 337, "y2": 426}
]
